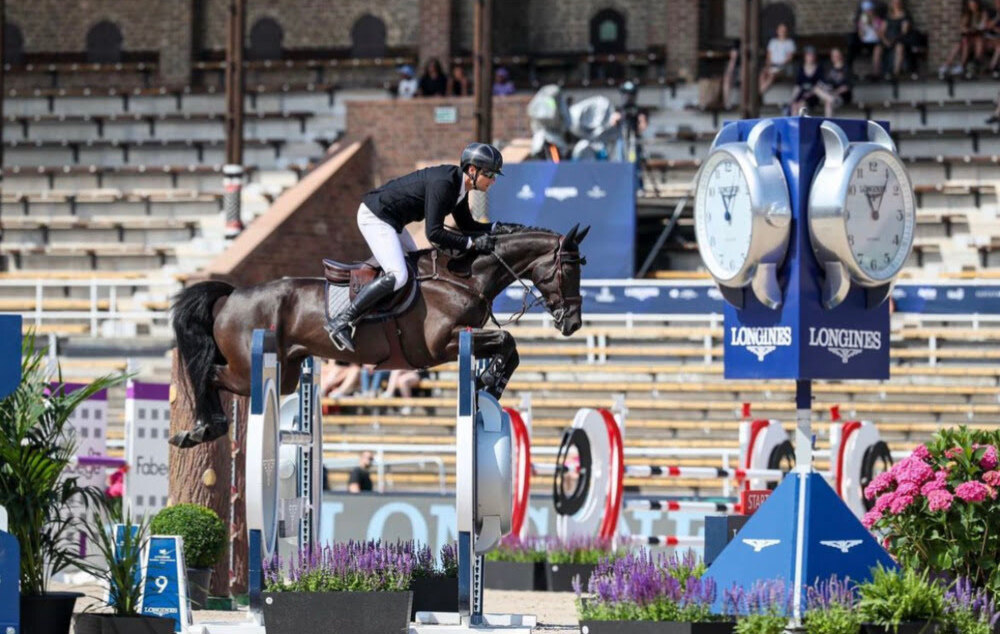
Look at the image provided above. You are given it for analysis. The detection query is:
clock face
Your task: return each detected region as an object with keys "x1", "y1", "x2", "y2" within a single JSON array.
[
  {"x1": 695, "y1": 151, "x2": 754, "y2": 281},
  {"x1": 842, "y1": 151, "x2": 915, "y2": 281}
]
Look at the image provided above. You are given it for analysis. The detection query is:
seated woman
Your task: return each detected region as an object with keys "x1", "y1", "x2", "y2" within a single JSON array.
[
  {"x1": 814, "y1": 48, "x2": 854, "y2": 118},
  {"x1": 789, "y1": 47, "x2": 824, "y2": 116}
]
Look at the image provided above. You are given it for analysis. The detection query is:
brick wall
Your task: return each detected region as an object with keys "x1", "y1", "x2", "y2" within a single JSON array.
[
  {"x1": 723, "y1": 0, "x2": 960, "y2": 69},
  {"x1": 196, "y1": 0, "x2": 419, "y2": 53},
  {"x1": 345, "y1": 95, "x2": 533, "y2": 183},
  {"x1": 204, "y1": 140, "x2": 375, "y2": 286},
  {"x1": 419, "y1": 0, "x2": 452, "y2": 68},
  {"x1": 5, "y1": 0, "x2": 192, "y2": 82}
]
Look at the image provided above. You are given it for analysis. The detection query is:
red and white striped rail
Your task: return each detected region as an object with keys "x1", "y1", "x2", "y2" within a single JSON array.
[
  {"x1": 625, "y1": 535, "x2": 706, "y2": 548},
  {"x1": 623, "y1": 500, "x2": 738, "y2": 513}
]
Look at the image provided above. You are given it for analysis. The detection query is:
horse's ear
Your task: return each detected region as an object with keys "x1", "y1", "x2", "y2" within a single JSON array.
[
  {"x1": 564, "y1": 224, "x2": 579, "y2": 244},
  {"x1": 575, "y1": 225, "x2": 590, "y2": 244}
]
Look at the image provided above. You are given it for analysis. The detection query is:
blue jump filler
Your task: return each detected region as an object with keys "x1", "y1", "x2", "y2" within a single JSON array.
[{"x1": 698, "y1": 117, "x2": 912, "y2": 621}]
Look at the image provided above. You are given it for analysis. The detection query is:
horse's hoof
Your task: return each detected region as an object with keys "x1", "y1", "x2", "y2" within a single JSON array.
[{"x1": 168, "y1": 429, "x2": 203, "y2": 449}]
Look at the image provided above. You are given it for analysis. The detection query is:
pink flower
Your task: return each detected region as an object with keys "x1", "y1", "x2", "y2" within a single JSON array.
[
  {"x1": 920, "y1": 477, "x2": 947, "y2": 496},
  {"x1": 889, "y1": 494, "x2": 915, "y2": 514},
  {"x1": 895, "y1": 458, "x2": 934, "y2": 485},
  {"x1": 895, "y1": 482, "x2": 919, "y2": 497},
  {"x1": 874, "y1": 492, "x2": 895, "y2": 513},
  {"x1": 927, "y1": 489, "x2": 953, "y2": 512},
  {"x1": 911, "y1": 445, "x2": 931, "y2": 461},
  {"x1": 983, "y1": 470, "x2": 1000, "y2": 487},
  {"x1": 955, "y1": 481, "x2": 990, "y2": 503},
  {"x1": 945, "y1": 447, "x2": 964, "y2": 459},
  {"x1": 865, "y1": 471, "x2": 896, "y2": 500},
  {"x1": 862, "y1": 509, "x2": 882, "y2": 529},
  {"x1": 979, "y1": 445, "x2": 999, "y2": 470}
]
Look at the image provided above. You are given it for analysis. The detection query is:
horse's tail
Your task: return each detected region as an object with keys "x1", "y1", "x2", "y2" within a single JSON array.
[{"x1": 172, "y1": 281, "x2": 235, "y2": 426}]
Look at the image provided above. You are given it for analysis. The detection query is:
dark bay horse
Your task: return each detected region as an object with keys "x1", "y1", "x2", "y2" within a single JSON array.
[{"x1": 170, "y1": 224, "x2": 589, "y2": 448}]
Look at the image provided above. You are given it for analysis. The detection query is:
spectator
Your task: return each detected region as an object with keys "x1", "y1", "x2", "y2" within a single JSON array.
[
  {"x1": 847, "y1": 1, "x2": 885, "y2": 78},
  {"x1": 939, "y1": 0, "x2": 990, "y2": 76},
  {"x1": 321, "y1": 360, "x2": 361, "y2": 397},
  {"x1": 789, "y1": 46, "x2": 825, "y2": 115},
  {"x1": 348, "y1": 450, "x2": 374, "y2": 493},
  {"x1": 380, "y1": 369, "x2": 427, "y2": 415},
  {"x1": 448, "y1": 64, "x2": 472, "y2": 96},
  {"x1": 360, "y1": 365, "x2": 389, "y2": 396},
  {"x1": 492, "y1": 67, "x2": 516, "y2": 96},
  {"x1": 815, "y1": 47, "x2": 853, "y2": 117},
  {"x1": 722, "y1": 39, "x2": 741, "y2": 110},
  {"x1": 986, "y1": 0, "x2": 1000, "y2": 75},
  {"x1": 880, "y1": 0, "x2": 917, "y2": 78},
  {"x1": 397, "y1": 65, "x2": 418, "y2": 99},
  {"x1": 419, "y1": 57, "x2": 448, "y2": 96},
  {"x1": 759, "y1": 23, "x2": 797, "y2": 96}
]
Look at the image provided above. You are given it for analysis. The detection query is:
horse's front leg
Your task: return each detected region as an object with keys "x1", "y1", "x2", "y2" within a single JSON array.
[{"x1": 457, "y1": 328, "x2": 520, "y2": 400}]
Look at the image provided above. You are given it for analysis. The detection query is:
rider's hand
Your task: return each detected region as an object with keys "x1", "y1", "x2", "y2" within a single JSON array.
[{"x1": 472, "y1": 233, "x2": 496, "y2": 253}]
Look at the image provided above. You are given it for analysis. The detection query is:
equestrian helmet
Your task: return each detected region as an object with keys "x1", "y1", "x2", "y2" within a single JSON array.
[{"x1": 460, "y1": 142, "x2": 504, "y2": 176}]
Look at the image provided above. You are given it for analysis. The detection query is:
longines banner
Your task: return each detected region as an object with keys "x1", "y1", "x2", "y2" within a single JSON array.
[
  {"x1": 492, "y1": 281, "x2": 1000, "y2": 317},
  {"x1": 319, "y1": 493, "x2": 704, "y2": 552},
  {"x1": 487, "y1": 161, "x2": 637, "y2": 280}
]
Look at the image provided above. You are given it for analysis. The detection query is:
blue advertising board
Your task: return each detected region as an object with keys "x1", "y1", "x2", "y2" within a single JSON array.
[
  {"x1": 0, "y1": 314, "x2": 22, "y2": 399},
  {"x1": 487, "y1": 161, "x2": 636, "y2": 279}
]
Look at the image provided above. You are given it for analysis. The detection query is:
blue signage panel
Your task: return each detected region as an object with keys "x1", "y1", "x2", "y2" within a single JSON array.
[
  {"x1": 487, "y1": 161, "x2": 637, "y2": 279},
  {"x1": 0, "y1": 527, "x2": 19, "y2": 633},
  {"x1": 0, "y1": 315, "x2": 22, "y2": 400},
  {"x1": 141, "y1": 536, "x2": 190, "y2": 632}
]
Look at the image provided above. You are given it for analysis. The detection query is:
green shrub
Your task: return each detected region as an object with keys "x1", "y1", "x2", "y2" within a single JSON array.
[
  {"x1": 857, "y1": 565, "x2": 945, "y2": 629},
  {"x1": 151, "y1": 503, "x2": 226, "y2": 569}
]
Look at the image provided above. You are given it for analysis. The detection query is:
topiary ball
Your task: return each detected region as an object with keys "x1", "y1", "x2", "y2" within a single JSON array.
[{"x1": 151, "y1": 503, "x2": 226, "y2": 569}]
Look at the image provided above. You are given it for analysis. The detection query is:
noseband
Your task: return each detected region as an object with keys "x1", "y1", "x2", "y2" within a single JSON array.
[{"x1": 490, "y1": 235, "x2": 586, "y2": 327}]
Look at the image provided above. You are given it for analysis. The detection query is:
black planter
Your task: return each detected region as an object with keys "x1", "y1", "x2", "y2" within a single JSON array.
[
  {"x1": 863, "y1": 622, "x2": 940, "y2": 634},
  {"x1": 410, "y1": 576, "x2": 458, "y2": 619},
  {"x1": 20, "y1": 591, "x2": 82, "y2": 634},
  {"x1": 580, "y1": 620, "x2": 736, "y2": 634},
  {"x1": 74, "y1": 613, "x2": 176, "y2": 634},
  {"x1": 484, "y1": 561, "x2": 546, "y2": 591},
  {"x1": 262, "y1": 591, "x2": 412, "y2": 634},
  {"x1": 545, "y1": 562, "x2": 596, "y2": 592},
  {"x1": 186, "y1": 567, "x2": 213, "y2": 609}
]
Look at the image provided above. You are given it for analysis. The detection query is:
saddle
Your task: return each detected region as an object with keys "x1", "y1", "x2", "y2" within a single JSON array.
[{"x1": 321, "y1": 254, "x2": 421, "y2": 317}]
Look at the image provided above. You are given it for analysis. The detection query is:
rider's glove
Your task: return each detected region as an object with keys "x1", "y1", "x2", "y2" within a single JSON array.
[{"x1": 472, "y1": 233, "x2": 496, "y2": 253}]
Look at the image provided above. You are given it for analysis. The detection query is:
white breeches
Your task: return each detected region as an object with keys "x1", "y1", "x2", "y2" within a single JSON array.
[{"x1": 357, "y1": 203, "x2": 418, "y2": 291}]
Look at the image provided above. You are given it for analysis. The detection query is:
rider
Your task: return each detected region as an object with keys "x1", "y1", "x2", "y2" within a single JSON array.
[{"x1": 325, "y1": 142, "x2": 505, "y2": 352}]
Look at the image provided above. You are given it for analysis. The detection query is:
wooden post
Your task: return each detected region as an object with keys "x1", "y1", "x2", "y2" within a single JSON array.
[
  {"x1": 473, "y1": 0, "x2": 493, "y2": 143},
  {"x1": 224, "y1": 0, "x2": 246, "y2": 238},
  {"x1": 740, "y1": 0, "x2": 761, "y2": 120}
]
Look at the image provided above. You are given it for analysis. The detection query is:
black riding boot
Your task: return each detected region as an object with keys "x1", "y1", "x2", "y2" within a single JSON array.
[{"x1": 325, "y1": 274, "x2": 397, "y2": 352}]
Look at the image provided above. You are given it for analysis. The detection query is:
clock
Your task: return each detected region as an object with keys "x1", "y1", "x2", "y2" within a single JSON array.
[
  {"x1": 807, "y1": 121, "x2": 916, "y2": 309},
  {"x1": 694, "y1": 119, "x2": 792, "y2": 309}
]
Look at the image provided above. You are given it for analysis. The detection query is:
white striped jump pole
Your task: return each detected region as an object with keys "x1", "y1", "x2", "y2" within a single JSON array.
[
  {"x1": 623, "y1": 500, "x2": 738, "y2": 513},
  {"x1": 625, "y1": 535, "x2": 706, "y2": 547},
  {"x1": 623, "y1": 465, "x2": 784, "y2": 480}
]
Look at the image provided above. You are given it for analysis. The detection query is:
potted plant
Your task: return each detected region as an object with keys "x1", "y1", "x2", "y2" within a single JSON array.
[
  {"x1": 577, "y1": 549, "x2": 733, "y2": 634},
  {"x1": 544, "y1": 535, "x2": 616, "y2": 592},
  {"x1": 484, "y1": 535, "x2": 547, "y2": 591},
  {"x1": 857, "y1": 565, "x2": 945, "y2": 634},
  {"x1": 150, "y1": 503, "x2": 226, "y2": 609},
  {"x1": 863, "y1": 427, "x2": 1000, "y2": 597},
  {"x1": 942, "y1": 577, "x2": 1000, "y2": 634},
  {"x1": 0, "y1": 333, "x2": 128, "y2": 634},
  {"x1": 262, "y1": 540, "x2": 413, "y2": 634},
  {"x1": 804, "y1": 576, "x2": 862, "y2": 634},
  {"x1": 73, "y1": 501, "x2": 174, "y2": 634},
  {"x1": 410, "y1": 542, "x2": 458, "y2": 619},
  {"x1": 724, "y1": 579, "x2": 790, "y2": 634}
]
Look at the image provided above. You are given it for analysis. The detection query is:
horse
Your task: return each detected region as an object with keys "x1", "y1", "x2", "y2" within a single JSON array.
[{"x1": 169, "y1": 223, "x2": 590, "y2": 448}]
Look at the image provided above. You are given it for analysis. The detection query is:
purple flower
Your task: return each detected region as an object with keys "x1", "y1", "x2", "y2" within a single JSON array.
[
  {"x1": 807, "y1": 576, "x2": 857, "y2": 611},
  {"x1": 955, "y1": 481, "x2": 990, "y2": 503}
]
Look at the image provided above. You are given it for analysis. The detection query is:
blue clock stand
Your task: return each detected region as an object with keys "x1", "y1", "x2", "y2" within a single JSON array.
[
  {"x1": 1, "y1": 315, "x2": 22, "y2": 632},
  {"x1": 703, "y1": 118, "x2": 896, "y2": 622}
]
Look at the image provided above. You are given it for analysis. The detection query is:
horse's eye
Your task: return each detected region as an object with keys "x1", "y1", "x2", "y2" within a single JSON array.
[{"x1": 580, "y1": 257, "x2": 588, "y2": 265}]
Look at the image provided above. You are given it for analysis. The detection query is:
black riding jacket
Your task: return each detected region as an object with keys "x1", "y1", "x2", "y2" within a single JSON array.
[{"x1": 362, "y1": 165, "x2": 493, "y2": 252}]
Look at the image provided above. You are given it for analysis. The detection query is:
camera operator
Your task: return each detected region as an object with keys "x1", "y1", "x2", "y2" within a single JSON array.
[{"x1": 612, "y1": 80, "x2": 648, "y2": 187}]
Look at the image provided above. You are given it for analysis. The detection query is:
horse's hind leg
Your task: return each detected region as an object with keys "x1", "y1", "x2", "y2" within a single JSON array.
[{"x1": 448, "y1": 328, "x2": 519, "y2": 399}]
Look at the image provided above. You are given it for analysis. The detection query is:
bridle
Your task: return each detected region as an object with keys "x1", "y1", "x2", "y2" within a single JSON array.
[{"x1": 488, "y1": 235, "x2": 586, "y2": 328}]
